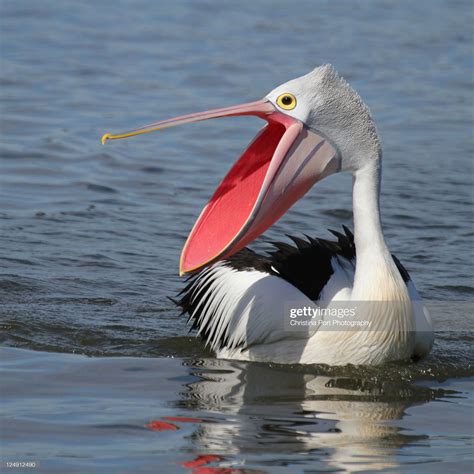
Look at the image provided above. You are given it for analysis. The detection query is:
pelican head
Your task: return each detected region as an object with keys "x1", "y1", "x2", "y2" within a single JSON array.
[
  {"x1": 102, "y1": 65, "x2": 380, "y2": 274},
  {"x1": 265, "y1": 65, "x2": 381, "y2": 171}
]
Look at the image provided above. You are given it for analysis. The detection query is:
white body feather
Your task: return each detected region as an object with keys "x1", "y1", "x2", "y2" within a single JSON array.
[{"x1": 188, "y1": 257, "x2": 433, "y2": 365}]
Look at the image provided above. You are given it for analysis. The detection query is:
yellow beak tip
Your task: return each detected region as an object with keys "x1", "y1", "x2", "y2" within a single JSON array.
[{"x1": 101, "y1": 133, "x2": 112, "y2": 145}]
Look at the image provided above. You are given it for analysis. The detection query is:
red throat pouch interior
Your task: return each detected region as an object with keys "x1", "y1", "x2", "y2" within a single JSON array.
[{"x1": 180, "y1": 122, "x2": 286, "y2": 273}]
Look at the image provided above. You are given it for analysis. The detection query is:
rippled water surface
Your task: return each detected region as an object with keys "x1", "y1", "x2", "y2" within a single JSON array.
[{"x1": 1, "y1": 0, "x2": 473, "y2": 472}]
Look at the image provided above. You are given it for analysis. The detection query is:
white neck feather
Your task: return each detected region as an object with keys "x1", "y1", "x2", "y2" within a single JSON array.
[
  {"x1": 349, "y1": 159, "x2": 415, "y2": 361},
  {"x1": 351, "y1": 160, "x2": 409, "y2": 303}
]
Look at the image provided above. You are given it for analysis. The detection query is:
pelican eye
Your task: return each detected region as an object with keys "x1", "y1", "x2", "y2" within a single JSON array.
[{"x1": 276, "y1": 93, "x2": 297, "y2": 110}]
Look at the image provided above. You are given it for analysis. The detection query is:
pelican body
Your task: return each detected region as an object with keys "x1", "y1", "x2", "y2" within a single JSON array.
[{"x1": 103, "y1": 65, "x2": 434, "y2": 365}]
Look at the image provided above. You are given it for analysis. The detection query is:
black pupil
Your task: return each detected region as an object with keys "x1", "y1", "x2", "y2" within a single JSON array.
[{"x1": 282, "y1": 95, "x2": 293, "y2": 105}]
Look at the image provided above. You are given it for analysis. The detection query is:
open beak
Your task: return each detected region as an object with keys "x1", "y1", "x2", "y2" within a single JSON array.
[{"x1": 102, "y1": 99, "x2": 340, "y2": 275}]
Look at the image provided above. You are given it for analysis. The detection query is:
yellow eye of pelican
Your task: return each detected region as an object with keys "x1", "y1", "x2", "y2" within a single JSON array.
[{"x1": 276, "y1": 93, "x2": 297, "y2": 110}]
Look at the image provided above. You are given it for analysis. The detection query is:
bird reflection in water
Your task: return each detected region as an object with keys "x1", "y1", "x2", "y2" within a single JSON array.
[{"x1": 149, "y1": 358, "x2": 450, "y2": 473}]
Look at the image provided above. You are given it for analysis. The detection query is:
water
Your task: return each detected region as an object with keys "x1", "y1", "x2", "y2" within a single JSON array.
[{"x1": 1, "y1": 0, "x2": 473, "y2": 472}]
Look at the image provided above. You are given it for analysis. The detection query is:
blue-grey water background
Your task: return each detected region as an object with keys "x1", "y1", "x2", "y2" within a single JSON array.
[{"x1": 1, "y1": 0, "x2": 473, "y2": 472}]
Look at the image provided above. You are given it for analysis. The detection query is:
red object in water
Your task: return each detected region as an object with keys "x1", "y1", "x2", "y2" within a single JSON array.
[
  {"x1": 191, "y1": 468, "x2": 246, "y2": 474},
  {"x1": 145, "y1": 420, "x2": 178, "y2": 431},
  {"x1": 163, "y1": 416, "x2": 204, "y2": 424},
  {"x1": 181, "y1": 454, "x2": 222, "y2": 468}
]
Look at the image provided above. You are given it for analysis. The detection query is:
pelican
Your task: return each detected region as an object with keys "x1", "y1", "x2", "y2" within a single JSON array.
[{"x1": 102, "y1": 65, "x2": 433, "y2": 365}]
